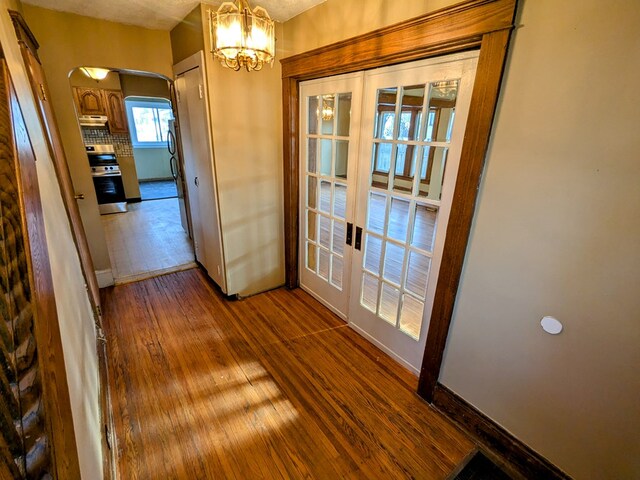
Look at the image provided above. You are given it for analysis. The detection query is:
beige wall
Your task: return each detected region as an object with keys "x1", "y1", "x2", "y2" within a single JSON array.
[
  {"x1": 282, "y1": 0, "x2": 455, "y2": 56},
  {"x1": 22, "y1": 4, "x2": 173, "y2": 273},
  {"x1": 170, "y1": 4, "x2": 204, "y2": 65},
  {"x1": 120, "y1": 73, "x2": 170, "y2": 99},
  {"x1": 284, "y1": 0, "x2": 640, "y2": 478},
  {"x1": 170, "y1": 5, "x2": 285, "y2": 296},
  {"x1": 0, "y1": 3, "x2": 102, "y2": 478},
  {"x1": 439, "y1": 0, "x2": 640, "y2": 478}
]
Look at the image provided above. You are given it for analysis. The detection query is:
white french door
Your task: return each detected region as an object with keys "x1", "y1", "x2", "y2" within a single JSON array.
[
  {"x1": 300, "y1": 52, "x2": 478, "y2": 372},
  {"x1": 299, "y1": 73, "x2": 363, "y2": 317}
]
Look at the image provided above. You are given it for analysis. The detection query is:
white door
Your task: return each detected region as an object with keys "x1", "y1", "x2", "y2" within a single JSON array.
[
  {"x1": 350, "y1": 53, "x2": 478, "y2": 372},
  {"x1": 300, "y1": 52, "x2": 478, "y2": 372},
  {"x1": 299, "y1": 73, "x2": 363, "y2": 318},
  {"x1": 175, "y1": 58, "x2": 227, "y2": 291}
]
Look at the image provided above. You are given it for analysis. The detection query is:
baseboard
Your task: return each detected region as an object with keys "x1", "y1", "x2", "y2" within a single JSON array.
[
  {"x1": 127, "y1": 197, "x2": 142, "y2": 203},
  {"x1": 432, "y1": 383, "x2": 572, "y2": 480},
  {"x1": 138, "y1": 177, "x2": 173, "y2": 182},
  {"x1": 95, "y1": 269, "x2": 114, "y2": 288}
]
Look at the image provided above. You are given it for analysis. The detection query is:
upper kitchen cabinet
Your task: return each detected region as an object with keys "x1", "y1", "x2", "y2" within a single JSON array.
[
  {"x1": 73, "y1": 87, "x2": 105, "y2": 115},
  {"x1": 103, "y1": 89, "x2": 128, "y2": 133}
]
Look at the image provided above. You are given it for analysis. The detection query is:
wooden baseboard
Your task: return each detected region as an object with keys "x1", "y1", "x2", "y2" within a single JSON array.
[{"x1": 432, "y1": 383, "x2": 572, "y2": 480}]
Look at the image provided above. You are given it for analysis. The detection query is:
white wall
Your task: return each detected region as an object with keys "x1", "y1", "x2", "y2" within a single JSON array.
[{"x1": 0, "y1": 3, "x2": 102, "y2": 478}]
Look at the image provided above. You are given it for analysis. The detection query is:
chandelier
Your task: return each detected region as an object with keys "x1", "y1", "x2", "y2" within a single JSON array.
[{"x1": 209, "y1": 1, "x2": 275, "y2": 72}]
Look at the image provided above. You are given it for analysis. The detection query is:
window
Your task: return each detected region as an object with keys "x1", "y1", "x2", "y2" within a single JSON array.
[{"x1": 125, "y1": 98, "x2": 173, "y2": 148}]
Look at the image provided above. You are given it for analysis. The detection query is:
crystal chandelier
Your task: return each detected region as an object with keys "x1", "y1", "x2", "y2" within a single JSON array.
[{"x1": 209, "y1": 1, "x2": 275, "y2": 72}]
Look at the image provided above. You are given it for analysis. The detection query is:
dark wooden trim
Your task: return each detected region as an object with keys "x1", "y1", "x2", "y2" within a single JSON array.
[
  {"x1": 127, "y1": 196, "x2": 142, "y2": 203},
  {"x1": 281, "y1": 0, "x2": 515, "y2": 80},
  {"x1": 433, "y1": 384, "x2": 572, "y2": 479},
  {"x1": 417, "y1": 28, "x2": 513, "y2": 400},
  {"x1": 281, "y1": 0, "x2": 517, "y2": 399},
  {"x1": 282, "y1": 76, "x2": 299, "y2": 288}
]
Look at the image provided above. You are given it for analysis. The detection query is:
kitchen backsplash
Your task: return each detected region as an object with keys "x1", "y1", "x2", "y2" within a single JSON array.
[{"x1": 82, "y1": 128, "x2": 134, "y2": 156}]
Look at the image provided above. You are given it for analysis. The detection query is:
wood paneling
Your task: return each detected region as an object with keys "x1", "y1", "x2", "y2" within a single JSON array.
[
  {"x1": 280, "y1": 0, "x2": 517, "y2": 401},
  {"x1": 102, "y1": 268, "x2": 475, "y2": 478},
  {"x1": 433, "y1": 384, "x2": 571, "y2": 479},
  {"x1": 1, "y1": 56, "x2": 81, "y2": 479}
]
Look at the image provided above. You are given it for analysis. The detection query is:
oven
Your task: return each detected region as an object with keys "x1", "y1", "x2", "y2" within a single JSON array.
[{"x1": 86, "y1": 145, "x2": 127, "y2": 214}]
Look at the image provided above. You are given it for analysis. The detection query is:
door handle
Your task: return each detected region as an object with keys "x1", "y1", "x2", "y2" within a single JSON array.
[
  {"x1": 194, "y1": 176, "x2": 199, "y2": 187},
  {"x1": 74, "y1": 193, "x2": 85, "y2": 200},
  {"x1": 346, "y1": 222, "x2": 353, "y2": 246},
  {"x1": 169, "y1": 156, "x2": 177, "y2": 180},
  {"x1": 355, "y1": 226, "x2": 363, "y2": 251}
]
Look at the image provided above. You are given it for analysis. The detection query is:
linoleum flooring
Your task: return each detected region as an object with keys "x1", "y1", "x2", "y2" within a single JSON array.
[{"x1": 101, "y1": 197, "x2": 195, "y2": 283}]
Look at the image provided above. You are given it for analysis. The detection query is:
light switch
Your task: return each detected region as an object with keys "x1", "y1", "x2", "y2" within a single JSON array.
[{"x1": 541, "y1": 316, "x2": 563, "y2": 335}]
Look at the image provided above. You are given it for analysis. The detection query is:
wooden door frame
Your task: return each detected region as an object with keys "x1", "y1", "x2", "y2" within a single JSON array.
[{"x1": 281, "y1": 0, "x2": 517, "y2": 402}]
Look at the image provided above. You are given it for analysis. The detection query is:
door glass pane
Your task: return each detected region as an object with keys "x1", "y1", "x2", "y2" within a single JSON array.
[
  {"x1": 424, "y1": 80, "x2": 458, "y2": 142},
  {"x1": 392, "y1": 145, "x2": 417, "y2": 194},
  {"x1": 321, "y1": 95, "x2": 335, "y2": 135},
  {"x1": 364, "y1": 235, "x2": 382, "y2": 275},
  {"x1": 335, "y1": 141, "x2": 349, "y2": 179},
  {"x1": 336, "y1": 93, "x2": 352, "y2": 137},
  {"x1": 334, "y1": 183, "x2": 347, "y2": 219},
  {"x1": 366, "y1": 193, "x2": 386, "y2": 235},
  {"x1": 388, "y1": 197, "x2": 410, "y2": 242},
  {"x1": 379, "y1": 283, "x2": 400, "y2": 325},
  {"x1": 306, "y1": 242, "x2": 316, "y2": 272},
  {"x1": 320, "y1": 139, "x2": 332, "y2": 176},
  {"x1": 405, "y1": 251, "x2": 430, "y2": 298},
  {"x1": 400, "y1": 294, "x2": 424, "y2": 340},
  {"x1": 383, "y1": 242, "x2": 404, "y2": 286},
  {"x1": 307, "y1": 138, "x2": 318, "y2": 173},
  {"x1": 319, "y1": 180, "x2": 331, "y2": 213},
  {"x1": 374, "y1": 88, "x2": 397, "y2": 139},
  {"x1": 331, "y1": 256, "x2": 343, "y2": 289},
  {"x1": 372, "y1": 143, "x2": 392, "y2": 189},
  {"x1": 319, "y1": 215, "x2": 330, "y2": 249},
  {"x1": 398, "y1": 85, "x2": 425, "y2": 141},
  {"x1": 361, "y1": 273, "x2": 379, "y2": 313},
  {"x1": 332, "y1": 220, "x2": 345, "y2": 255},
  {"x1": 307, "y1": 176, "x2": 317, "y2": 209},
  {"x1": 411, "y1": 204, "x2": 438, "y2": 252},
  {"x1": 308, "y1": 96, "x2": 319, "y2": 134},
  {"x1": 307, "y1": 210, "x2": 317, "y2": 242},
  {"x1": 318, "y1": 248, "x2": 330, "y2": 280},
  {"x1": 418, "y1": 147, "x2": 448, "y2": 200}
]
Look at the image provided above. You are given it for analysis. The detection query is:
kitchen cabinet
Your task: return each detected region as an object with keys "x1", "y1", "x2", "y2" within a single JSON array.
[
  {"x1": 73, "y1": 86, "x2": 129, "y2": 134},
  {"x1": 103, "y1": 89, "x2": 128, "y2": 133},
  {"x1": 73, "y1": 87, "x2": 105, "y2": 115}
]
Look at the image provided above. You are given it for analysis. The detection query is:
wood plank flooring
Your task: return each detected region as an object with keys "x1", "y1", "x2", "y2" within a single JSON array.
[{"x1": 101, "y1": 268, "x2": 474, "y2": 479}]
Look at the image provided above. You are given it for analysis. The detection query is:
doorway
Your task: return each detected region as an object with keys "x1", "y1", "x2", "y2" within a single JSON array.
[
  {"x1": 70, "y1": 68, "x2": 196, "y2": 284},
  {"x1": 299, "y1": 52, "x2": 478, "y2": 372}
]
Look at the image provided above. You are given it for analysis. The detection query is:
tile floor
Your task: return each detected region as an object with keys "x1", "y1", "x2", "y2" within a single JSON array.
[
  {"x1": 139, "y1": 179, "x2": 178, "y2": 201},
  {"x1": 101, "y1": 198, "x2": 195, "y2": 284}
]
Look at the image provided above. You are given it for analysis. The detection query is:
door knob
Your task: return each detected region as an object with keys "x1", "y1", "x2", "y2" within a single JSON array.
[{"x1": 74, "y1": 193, "x2": 85, "y2": 200}]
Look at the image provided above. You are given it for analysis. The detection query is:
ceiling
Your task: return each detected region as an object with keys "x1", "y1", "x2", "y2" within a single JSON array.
[{"x1": 21, "y1": 0, "x2": 326, "y2": 30}]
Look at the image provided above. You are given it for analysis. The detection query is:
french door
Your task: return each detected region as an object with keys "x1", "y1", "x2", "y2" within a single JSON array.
[{"x1": 300, "y1": 52, "x2": 478, "y2": 372}]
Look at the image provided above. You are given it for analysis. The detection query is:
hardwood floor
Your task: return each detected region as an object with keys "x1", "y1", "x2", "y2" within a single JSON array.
[{"x1": 102, "y1": 268, "x2": 474, "y2": 479}]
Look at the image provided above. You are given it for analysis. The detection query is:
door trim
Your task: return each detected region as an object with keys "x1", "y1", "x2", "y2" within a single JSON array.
[{"x1": 280, "y1": 0, "x2": 517, "y2": 401}]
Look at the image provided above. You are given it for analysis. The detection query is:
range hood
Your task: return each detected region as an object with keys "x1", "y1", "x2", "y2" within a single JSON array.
[{"x1": 79, "y1": 115, "x2": 108, "y2": 128}]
